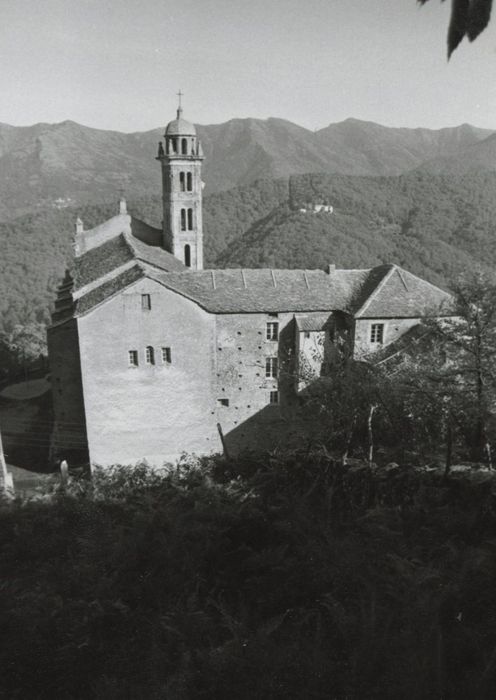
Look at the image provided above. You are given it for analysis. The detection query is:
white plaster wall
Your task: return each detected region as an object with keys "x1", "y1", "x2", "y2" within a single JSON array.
[{"x1": 78, "y1": 279, "x2": 219, "y2": 467}]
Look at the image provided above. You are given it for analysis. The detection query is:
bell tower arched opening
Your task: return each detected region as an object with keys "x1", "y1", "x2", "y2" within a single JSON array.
[{"x1": 156, "y1": 94, "x2": 204, "y2": 270}]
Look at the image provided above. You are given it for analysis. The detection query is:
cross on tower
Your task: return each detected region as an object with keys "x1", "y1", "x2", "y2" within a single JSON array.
[{"x1": 177, "y1": 90, "x2": 183, "y2": 116}]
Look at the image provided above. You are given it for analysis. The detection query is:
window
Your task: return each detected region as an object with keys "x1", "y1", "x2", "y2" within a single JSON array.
[
  {"x1": 180, "y1": 208, "x2": 186, "y2": 231},
  {"x1": 145, "y1": 346, "x2": 155, "y2": 365},
  {"x1": 265, "y1": 357, "x2": 278, "y2": 378},
  {"x1": 128, "y1": 350, "x2": 138, "y2": 367},
  {"x1": 161, "y1": 347, "x2": 172, "y2": 364},
  {"x1": 179, "y1": 171, "x2": 185, "y2": 191},
  {"x1": 217, "y1": 398, "x2": 229, "y2": 407},
  {"x1": 184, "y1": 244, "x2": 191, "y2": 267},
  {"x1": 269, "y1": 390, "x2": 279, "y2": 404},
  {"x1": 370, "y1": 323, "x2": 384, "y2": 344},
  {"x1": 304, "y1": 331, "x2": 311, "y2": 339},
  {"x1": 181, "y1": 138, "x2": 188, "y2": 155},
  {"x1": 186, "y1": 172, "x2": 193, "y2": 191},
  {"x1": 187, "y1": 208, "x2": 193, "y2": 230},
  {"x1": 141, "y1": 293, "x2": 151, "y2": 311},
  {"x1": 266, "y1": 322, "x2": 279, "y2": 341}
]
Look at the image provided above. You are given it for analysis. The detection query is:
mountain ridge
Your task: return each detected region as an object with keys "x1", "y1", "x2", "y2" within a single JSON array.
[{"x1": 0, "y1": 116, "x2": 494, "y2": 221}]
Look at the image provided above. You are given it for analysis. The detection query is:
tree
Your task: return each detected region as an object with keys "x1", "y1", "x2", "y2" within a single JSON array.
[
  {"x1": 419, "y1": 0, "x2": 493, "y2": 57},
  {"x1": 387, "y1": 271, "x2": 496, "y2": 467}
]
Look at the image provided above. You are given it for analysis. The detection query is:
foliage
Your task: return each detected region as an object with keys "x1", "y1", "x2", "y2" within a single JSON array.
[
  {"x1": 218, "y1": 171, "x2": 496, "y2": 288},
  {"x1": 2, "y1": 456, "x2": 496, "y2": 698},
  {"x1": 419, "y1": 0, "x2": 493, "y2": 57},
  {"x1": 4, "y1": 170, "x2": 496, "y2": 341}
]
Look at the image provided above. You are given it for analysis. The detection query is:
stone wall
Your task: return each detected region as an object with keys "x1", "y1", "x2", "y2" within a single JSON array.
[{"x1": 353, "y1": 317, "x2": 421, "y2": 357}]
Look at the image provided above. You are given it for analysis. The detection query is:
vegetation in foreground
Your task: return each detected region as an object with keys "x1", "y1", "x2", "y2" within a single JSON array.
[{"x1": 2, "y1": 454, "x2": 496, "y2": 700}]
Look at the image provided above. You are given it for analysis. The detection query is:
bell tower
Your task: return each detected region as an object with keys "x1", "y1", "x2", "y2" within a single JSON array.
[{"x1": 156, "y1": 92, "x2": 204, "y2": 269}]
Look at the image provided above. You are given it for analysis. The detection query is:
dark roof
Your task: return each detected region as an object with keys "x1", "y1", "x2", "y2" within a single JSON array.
[
  {"x1": 71, "y1": 261, "x2": 451, "y2": 319},
  {"x1": 75, "y1": 266, "x2": 145, "y2": 315},
  {"x1": 295, "y1": 313, "x2": 333, "y2": 332},
  {"x1": 74, "y1": 234, "x2": 134, "y2": 289},
  {"x1": 74, "y1": 230, "x2": 185, "y2": 290},
  {"x1": 126, "y1": 234, "x2": 186, "y2": 272},
  {"x1": 145, "y1": 267, "x2": 367, "y2": 314},
  {"x1": 354, "y1": 265, "x2": 452, "y2": 318},
  {"x1": 60, "y1": 211, "x2": 452, "y2": 320}
]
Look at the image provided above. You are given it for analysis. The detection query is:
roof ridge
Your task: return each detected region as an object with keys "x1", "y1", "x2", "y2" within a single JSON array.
[{"x1": 354, "y1": 265, "x2": 396, "y2": 317}]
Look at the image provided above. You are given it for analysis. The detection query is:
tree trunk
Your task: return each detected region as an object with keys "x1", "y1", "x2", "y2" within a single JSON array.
[
  {"x1": 367, "y1": 404, "x2": 377, "y2": 467},
  {"x1": 342, "y1": 410, "x2": 358, "y2": 467},
  {"x1": 443, "y1": 415, "x2": 453, "y2": 482}
]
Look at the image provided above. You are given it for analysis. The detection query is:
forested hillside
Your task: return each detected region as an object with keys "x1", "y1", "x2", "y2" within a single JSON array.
[
  {"x1": 0, "y1": 179, "x2": 288, "y2": 332},
  {"x1": 219, "y1": 171, "x2": 496, "y2": 288},
  {"x1": 0, "y1": 117, "x2": 492, "y2": 220},
  {"x1": 2, "y1": 171, "x2": 496, "y2": 332}
]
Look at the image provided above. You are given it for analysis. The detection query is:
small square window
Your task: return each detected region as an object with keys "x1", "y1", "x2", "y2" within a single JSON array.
[
  {"x1": 141, "y1": 294, "x2": 151, "y2": 311},
  {"x1": 370, "y1": 323, "x2": 384, "y2": 344},
  {"x1": 266, "y1": 322, "x2": 279, "y2": 341},
  {"x1": 128, "y1": 350, "x2": 138, "y2": 366},
  {"x1": 217, "y1": 398, "x2": 229, "y2": 407},
  {"x1": 269, "y1": 390, "x2": 279, "y2": 404},
  {"x1": 265, "y1": 357, "x2": 278, "y2": 378},
  {"x1": 145, "y1": 346, "x2": 155, "y2": 365},
  {"x1": 162, "y1": 347, "x2": 172, "y2": 364}
]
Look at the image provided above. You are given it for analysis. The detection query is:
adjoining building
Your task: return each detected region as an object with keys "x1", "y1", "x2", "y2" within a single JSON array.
[{"x1": 48, "y1": 105, "x2": 451, "y2": 467}]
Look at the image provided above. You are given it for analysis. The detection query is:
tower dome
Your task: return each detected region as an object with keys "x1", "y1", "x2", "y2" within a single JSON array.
[{"x1": 165, "y1": 106, "x2": 196, "y2": 136}]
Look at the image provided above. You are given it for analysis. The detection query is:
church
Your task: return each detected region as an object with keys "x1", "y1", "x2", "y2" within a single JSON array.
[{"x1": 47, "y1": 104, "x2": 451, "y2": 467}]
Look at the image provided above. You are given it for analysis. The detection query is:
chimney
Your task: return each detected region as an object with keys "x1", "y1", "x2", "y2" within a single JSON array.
[
  {"x1": 327, "y1": 264, "x2": 336, "y2": 274},
  {"x1": 119, "y1": 197, "x2": 127, "y2": 215},
  {"x1": 75, "y1": 217, "x2": 84, "y2": 234}
]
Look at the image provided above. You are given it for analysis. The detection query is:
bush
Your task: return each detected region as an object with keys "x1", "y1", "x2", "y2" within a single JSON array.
[{"x1": 1, "y1": 454, "x2": 496, "y2": 698}]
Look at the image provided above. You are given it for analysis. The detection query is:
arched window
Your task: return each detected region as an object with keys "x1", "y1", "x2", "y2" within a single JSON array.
[
  {"x1": 145, "y1": 346, "x2": 155, "y2": 365},
  {"x1": 179, "y1": 172, "x2": 185, "y2": 191},
  {"x1": 180, "y1": 209, "x2": 186, "y2": 231},
  {"x1": 187, "y1": 208, "x2": 193, "y2": 230},
  {"x1": 181, "y1": 138, "x2": 188, "y2": 155},
  {"x1": 186, "y1": 172, "x2": 193, "y2": 191},
  {"x1": 184, "y1": 244, "x2": 191, "y2": 268}
]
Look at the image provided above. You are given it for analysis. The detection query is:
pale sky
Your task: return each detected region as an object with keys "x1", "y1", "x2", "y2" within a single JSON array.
[{"x1": 1, "y1": 0, "x2": 496, "y2": 132}]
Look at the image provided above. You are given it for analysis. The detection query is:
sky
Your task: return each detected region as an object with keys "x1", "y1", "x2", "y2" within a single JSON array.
[{"x1": 1, "y1": 0, "x2": 496, "y2": 133}]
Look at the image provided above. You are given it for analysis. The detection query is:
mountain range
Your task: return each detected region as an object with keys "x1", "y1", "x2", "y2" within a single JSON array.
[{"x1": 0, "y1": 116, "x2": 494, "y2": 221}]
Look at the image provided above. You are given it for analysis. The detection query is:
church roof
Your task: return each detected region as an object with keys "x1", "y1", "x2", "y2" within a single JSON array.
[
  {"x1": 73, "y1": 229, "x2": 185, "y2": 291},
  {"x1": 145, "y1": 267, "x2": 368, "y2": 314},
  {"x1": 68, "y1": 259, "x2": 450, "y2": 320},
  {"x1": 165, "y1": 107, "x2": 196, "y2": 136}
]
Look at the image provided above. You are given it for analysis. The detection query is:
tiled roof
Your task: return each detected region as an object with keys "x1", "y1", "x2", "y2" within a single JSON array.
[
  {"x1": 354, "y1": 265, "x2": 452, "y2": 318},
  {"x1": 145, "y1": 267, "x2": 367, "y2": 314},
  {"x1": 73, "y1": 234, "x2": 134, "y2": 290},
  {"x1": 126, "y1": 234, "x2": 186, "y2": 273},
  {"x1": 75, "y1": 266, "x2": 145, "y2": 315},
  {"x1": 73, "y1": 229, "x2": 185, "y2": 290},
  {"x1": 71, "y1": 261, "x2": 451, "y2": 319},
  {"x1": 61, "y1": 211, "x2": 452, "y2": 320},
  {"x1": 295, "y1": 313, "x2": 333, "y2": 332}
]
